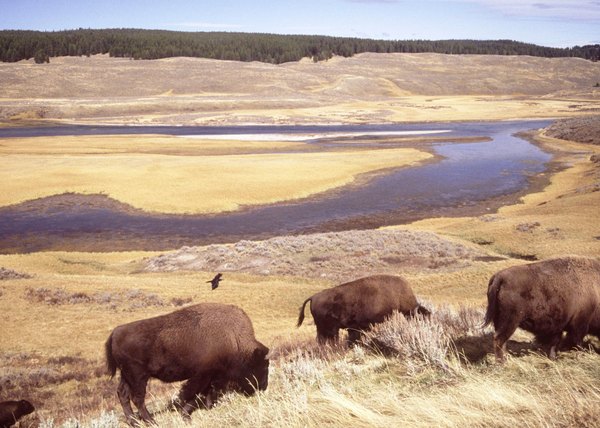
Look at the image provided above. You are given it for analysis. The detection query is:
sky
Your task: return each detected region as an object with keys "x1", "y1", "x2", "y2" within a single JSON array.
[{"x1": 0, "y1": 0, "x2": 598, "y2": 48}]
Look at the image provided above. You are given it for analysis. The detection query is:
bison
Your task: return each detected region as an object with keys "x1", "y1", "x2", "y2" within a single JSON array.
[
  {"x1": 105, "y1": 303, "x2": 269, "y2": 425},
  {"x1": 297, "y1": 274, "x2": 430, "y2": 345},
  {"x1": 483, "y1": 256, "x2": 600, "y2": 362},
  {"x1": 0, "y1": 400, "x2": 35, "y2": 428}
]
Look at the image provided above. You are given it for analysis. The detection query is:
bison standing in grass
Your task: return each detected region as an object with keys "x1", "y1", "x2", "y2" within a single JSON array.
[
  {"x1": 0, "y1": 400, "x2": 34, "y2": 428},
  {"x1": 484, "y1": 256, "x2": 600, "y2": 362},
  {"x1": 297, "y1": 274, "x2": 430, "y2": 345},
  {"x1": 105, "y1": 303, "x2": 270, "y2": 425}
]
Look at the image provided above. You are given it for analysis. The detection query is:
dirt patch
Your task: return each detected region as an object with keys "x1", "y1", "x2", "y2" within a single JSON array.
[
  {"x1": 545, "y1": 116, "x2": 600, "y2": 145},
  {"x1": 143, "y1": 228, "x2": 494, "y2": 282}
]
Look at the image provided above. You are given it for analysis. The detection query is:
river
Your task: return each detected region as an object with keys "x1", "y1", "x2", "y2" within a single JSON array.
[{"x1": 0, "y1": 120, "x2": 553, "y2": 253}]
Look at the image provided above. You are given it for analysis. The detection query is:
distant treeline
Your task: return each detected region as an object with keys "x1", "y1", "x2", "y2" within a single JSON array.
[{"x1": 1, "y1": 29, "x2": 599, "y2": 64}]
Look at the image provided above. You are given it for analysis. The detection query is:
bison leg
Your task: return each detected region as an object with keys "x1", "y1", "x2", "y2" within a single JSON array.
[
  {"x1": 177, "y1": 375, "x2": 213, "y2": 418},
  {"x1": 561, "y1": 332, "x2": 586, "y2": 352},
  {"x1": 493, "y1": 317, "x2": 521, "y2": 363},
  {"x1": 347, "y1": 329, "x2": 362, "y2": 346},
  {"x1": 128, "y1": 376, "x2": 152, "y2": 424},
  {"x1": 535, "y1": 332, "x2": 562, "y2": 359},
  {"x1": 117, "y1": 377, "x2": 136, "y2": 424},
  {"x1": 562, "y1": 314, "x2": 593, "y2": 352},
  {"x1": 316, "y1": 327, "x2": 339, "y2": 345}
]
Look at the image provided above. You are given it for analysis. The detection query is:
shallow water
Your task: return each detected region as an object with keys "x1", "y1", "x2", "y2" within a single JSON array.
[{"x1": 0, "y1": 120, "x2": 552, "y2": 252}]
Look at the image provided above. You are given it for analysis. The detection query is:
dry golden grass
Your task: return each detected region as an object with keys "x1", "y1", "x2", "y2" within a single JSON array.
[
  {"x1": 0, "y1": 136, "x2": 431, "y2": 213},
  {"x1": 0, "y1": 255, "x2": 324, "y2": 358},
  {"x1": 4, "y1": 289, "x2": 597, "y2": 428},
  {"x1": 0, "y1": 253, "x2": 496, "y2": 356},
  {"x1": 2, "y1": 53, "x2": 600, "y2": 427},
  {"x1": 187, "y1": 96, "x2": 600, "y2": 126},
  {"x1": 0, "y1": 134, "x2": 304, "y2": 156},
  {"x1": 1, "y1": 127, "x2": 599, "y2": 427},
  {"x1": 1, "y1": 53, "x2": 599, "y2": 125}
]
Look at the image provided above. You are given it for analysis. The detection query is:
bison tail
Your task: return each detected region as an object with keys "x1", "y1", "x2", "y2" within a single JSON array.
[
  {"x1": 105, "y1": 332, "x2": 118, "y2": 378},
  {"x1": 296, "y1": 297, "x2": 312, "y2": 328},
  {"x1": 483, "y1": 274, "x2": 501, "y2": 329}
]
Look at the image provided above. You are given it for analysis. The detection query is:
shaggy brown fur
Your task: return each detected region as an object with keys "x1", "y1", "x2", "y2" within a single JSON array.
[
  {"x1": 483, "y1": 256, "x2": 600, "y2": 362},
  {"x1": 0, "y1": 400, "x2": 34, "y2": 428},
  {"x1": 105, "y1": 303, "x2": 269, "y2": 425},
  {"x1": 297, "y1": 274, "x2": 430, "y2": 345}
]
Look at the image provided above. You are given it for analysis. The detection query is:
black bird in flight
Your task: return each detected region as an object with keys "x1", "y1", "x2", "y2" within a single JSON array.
[{"x1": 207, "y1": 273, "x2": 223, "y2": 290}]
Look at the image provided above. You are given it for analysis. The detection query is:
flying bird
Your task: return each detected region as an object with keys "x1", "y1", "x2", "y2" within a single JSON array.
[{"x1": 207, "y1": 273, "x2": 223, "y2": 290}]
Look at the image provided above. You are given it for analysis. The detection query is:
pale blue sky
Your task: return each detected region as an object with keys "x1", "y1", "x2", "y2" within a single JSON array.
[{"x1": 0, "y1": 0, "x2": 598, "y2": 48}]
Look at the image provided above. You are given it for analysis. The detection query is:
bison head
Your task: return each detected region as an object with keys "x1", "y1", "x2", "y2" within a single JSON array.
[
  {"x1": 240, "y1": 344, "x2": 270, "y2": 395},
  {"x1": 18, "y1": 400, "x2": 35, "y2": 416}
]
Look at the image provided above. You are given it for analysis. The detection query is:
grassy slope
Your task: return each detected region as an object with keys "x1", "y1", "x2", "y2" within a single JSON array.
[
  {"x1": 1, "y1": 53, "x2": 599, "y2": 125},
  {"x1": 1, "y1": 131, "x2": 599, "y2": 427}
]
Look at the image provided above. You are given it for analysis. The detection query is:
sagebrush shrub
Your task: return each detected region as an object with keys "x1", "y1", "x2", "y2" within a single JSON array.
[{"x1": 363, "y1": 312, "x2": 454, "y2": 373}]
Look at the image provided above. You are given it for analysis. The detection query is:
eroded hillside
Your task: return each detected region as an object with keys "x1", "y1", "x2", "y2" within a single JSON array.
[{"x1": 1, "y1": 53, "x2": 599, "y2": 124}]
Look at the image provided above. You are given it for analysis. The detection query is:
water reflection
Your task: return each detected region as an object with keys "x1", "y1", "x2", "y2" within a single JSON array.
[{"x1": 0, "y1": 120, "x2": 552, "y2": 252}]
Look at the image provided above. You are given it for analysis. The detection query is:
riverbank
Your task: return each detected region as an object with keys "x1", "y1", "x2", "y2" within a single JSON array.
[
  {"x1": 399, "y1": 127, "x2": 600, "y2": 260},
  {"x1": 0, "y1": 121, "x2": 553, "y2": 253},
  {"x1": 136, "y1": 126, "x2": 600, "y2": 294}
]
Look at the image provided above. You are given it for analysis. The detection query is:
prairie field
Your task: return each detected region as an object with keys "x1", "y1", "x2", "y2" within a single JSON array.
[
  {"x1": 0, "y1": 135, "x2": 431, "y2": 213},
  {"x1": 0, "y1": 54, "x2": 600, "y2": 427},
  {"x1": 1, "y1": 126, "x2": 600, "y2": 427},
  {"x1": 1, "y1": 53, "x2": 600, "y2": 125}
]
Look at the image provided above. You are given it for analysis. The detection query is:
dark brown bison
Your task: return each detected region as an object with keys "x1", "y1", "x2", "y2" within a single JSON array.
[
  {"x1": 297, "y1": 274, "x2": 430, "y2": 344},
  {"x1": 483, "y1": 256, "x2": 600, "y2": 362},
  {"x1": 105, "y1": 303, "x2": 269, "y2": 425},
  {"x1": 0, "y1": 400, "x2": 35, "y2": 428}
]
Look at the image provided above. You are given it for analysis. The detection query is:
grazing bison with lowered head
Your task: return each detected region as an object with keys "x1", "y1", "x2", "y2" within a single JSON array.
[
  {"x1": 105, "y1": 303, "x2": 269, "y2": 425},
  {"x1": 0, "y1": 400, "x2": 35, "y2": 428},
  {"x1": 483, "y1": 256, "x2": 600, "y2": 362},
  {"x1": 297, "y1": 274, "x2": 430, "y2": 345}
]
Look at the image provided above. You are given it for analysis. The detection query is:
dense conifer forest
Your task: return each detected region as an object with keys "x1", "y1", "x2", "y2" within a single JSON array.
[{"x1": 1, "y1": 28, "x2": 599, "y2": 64}]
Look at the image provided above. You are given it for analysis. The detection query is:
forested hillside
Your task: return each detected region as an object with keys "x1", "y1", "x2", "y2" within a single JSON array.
[{"x1": 1, "y1": 28, "x2": 599, "y2": 64}]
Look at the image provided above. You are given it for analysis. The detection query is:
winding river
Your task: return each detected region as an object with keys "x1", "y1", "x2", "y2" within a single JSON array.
[{"x1": 0, "y1": 120, "x2": 553, "y2": 252}]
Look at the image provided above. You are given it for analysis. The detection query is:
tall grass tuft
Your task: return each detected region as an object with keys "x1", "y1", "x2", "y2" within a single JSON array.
[
  {"x1": 364, "y1": 311, "x2": 455, "y2": 373},
  {"x1": 362, "y1": 304, "x2": 489, "y2": 374}
]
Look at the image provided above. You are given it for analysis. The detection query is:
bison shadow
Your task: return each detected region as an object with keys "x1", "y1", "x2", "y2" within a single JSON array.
[
  {"x1": 453, "y1": 334, "x2": 600, "y2": 364},
  {"x1": 453, "y1": 333, "x2": 540, "y2": 364}
]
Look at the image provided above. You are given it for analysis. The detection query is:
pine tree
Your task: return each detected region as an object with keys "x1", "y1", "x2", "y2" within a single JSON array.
[{"x1": 33, "y1": 49, "x2": 49, "y2": 64}]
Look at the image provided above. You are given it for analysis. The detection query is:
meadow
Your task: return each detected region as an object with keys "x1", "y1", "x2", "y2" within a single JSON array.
[
  {"x1": 1, "y1": 53, "x2": 600, "y2": 126},
  {"x1": 1, "y1": 53, "x2": 600, "y2": 427},
  {"x1": 0, "y1": 135, "x2": 430, "y2": 214},
  {"x1": 1, "y1": 126, "x2": 599, "y2": 427}
]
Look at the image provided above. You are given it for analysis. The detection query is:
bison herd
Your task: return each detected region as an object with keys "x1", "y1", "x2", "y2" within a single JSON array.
[{"x1": 5, "y1": 256, "x2": 599, "y2": 426}]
